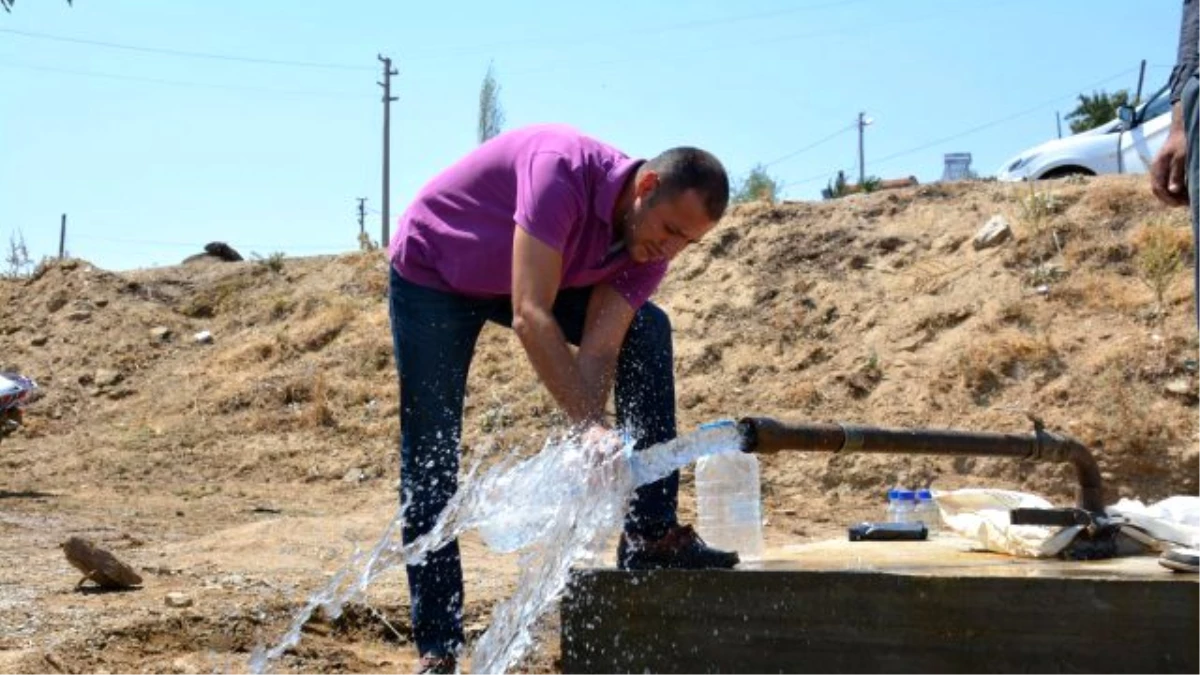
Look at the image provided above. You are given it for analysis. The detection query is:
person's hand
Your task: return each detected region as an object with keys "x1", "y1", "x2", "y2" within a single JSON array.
[
  {"x1": 1151, "y1": 115, "x2": 1190, "y2": 207},
  {"x1": 578, "y1": 423, "x2": 632, "y2": 491}
]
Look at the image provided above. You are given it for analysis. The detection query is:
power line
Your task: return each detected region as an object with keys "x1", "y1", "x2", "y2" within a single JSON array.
[
  {"x1": 500, "y1": 0, "x2": 1016, "y2": 80},
  {"x1": 762, "y1": 123, "x2": 857, "y2": 168},
  {"x1": 0, "y1": 60, "x2": 366, "y2": 98},
  {"x1": 868, "y1": 65, "x2": 1142, "y2": 170},
  {"x1": 71, "y1": 233, "x2": 348, "y2": 251},
  {"x1": 778, "y1": 64, "x2": 1148, "y2": 193},
  {"x1": 0, "y1": 27, "x2": 374, "y2": 71},
  {"x1": 0, "y1": 2, "x2": 869, "y2": 70}
]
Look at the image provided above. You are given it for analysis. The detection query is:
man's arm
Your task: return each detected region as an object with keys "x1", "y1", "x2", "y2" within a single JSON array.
[
  {"x1": 576, "y1": 284, "x2": 637, "y2": 423},
  {"x1": 1151, "y1": 101, "x2": 1190, "y2": 207},
  {"x1": 512, "y1": 226, "x2": 606, "y2": 425},
  {"x1": 1154, "y1": 0, "x2": 1197, "y2": 206}
]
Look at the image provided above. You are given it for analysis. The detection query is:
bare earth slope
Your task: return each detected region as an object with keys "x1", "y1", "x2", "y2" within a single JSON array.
[{"x1": 0, "y1": 175, "x2": 1195, "y2": 672}]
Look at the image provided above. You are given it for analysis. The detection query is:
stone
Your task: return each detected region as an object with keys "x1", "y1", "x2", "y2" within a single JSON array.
[
  {"x1": 973, "y1": 215, "x2": 1012, "y2": 250},
  {"x1": 1165, "y1": 378, "x2": 1195, "y2": 398},
  {"x1": 30, "y1": 335, "x2": 48, "y2": 347},
  {"x1": 193, "y1": 331, "x2": 213, "y2": 344},
  {"x1": 164, "y1": 592, "x2": 193, "y2": 608},
  {"x1": 46, "y1": 291, "x2": 69, "y2": 314},
  {"x1": 94, "y1": 298, "x2": 109, "y2": 308},
  {"x1": 342, "y1": 468, "x2": 366, "y2": 484},
  {"x1": 66, "y1": 309, "x2": 92, "y2": 322},
  {"x1": 150, "y1": 326, "x2": 173, "y2": 342},
  {"x1": 94, "y1": 369, "x2": 122, "y2": 387}
]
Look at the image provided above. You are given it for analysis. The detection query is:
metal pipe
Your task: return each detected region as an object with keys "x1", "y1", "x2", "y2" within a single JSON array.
[{"x1": 737, "y1": 417, "x2": 1105, "y2": 514}]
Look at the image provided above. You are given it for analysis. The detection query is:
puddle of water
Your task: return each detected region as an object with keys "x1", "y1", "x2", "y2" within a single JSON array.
[{"x1": 250, "y1": 421, "x2": 744, "y2": 674}]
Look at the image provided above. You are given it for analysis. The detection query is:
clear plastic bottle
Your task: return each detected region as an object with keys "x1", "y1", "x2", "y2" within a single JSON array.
[
  {"x1": 885, "y1": 488, "x2": 901, "y2": 522},
  {"x1": 894, "y1": 489, "x2": 917, "y2": 523},
  {"x1": 695, "y1": 450, "x2": 765, "y2": 561},
  {"x1": 914, "y1": 488, "x2": 939, "y2": 532}
]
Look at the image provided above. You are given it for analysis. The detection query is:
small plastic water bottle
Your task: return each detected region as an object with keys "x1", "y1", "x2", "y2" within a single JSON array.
[
  {"x1": 894, "y1": 489, "x2": 917, "y2": 523},
  {"x1": 885, "y1": 488, "x2": 902, "y2": 522},
  {"x1": 695, "y1": 444, "x2": 764, "y2": 561},
  {"x1": 914, "y1": 488, "x2": 939, "y2": 532}
]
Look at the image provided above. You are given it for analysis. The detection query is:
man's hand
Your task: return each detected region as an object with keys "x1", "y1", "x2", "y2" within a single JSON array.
[
  {"x1": 579, "y1": 423, "x2": 632, "y2": 491},
  {"x1": 1151, "y1": 101, "x2": 1190, "y2": 207}
]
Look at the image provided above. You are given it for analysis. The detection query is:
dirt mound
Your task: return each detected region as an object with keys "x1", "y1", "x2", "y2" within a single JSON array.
[{"x1": 0, "y1": 175, "x2": 1195, "y2": 672}]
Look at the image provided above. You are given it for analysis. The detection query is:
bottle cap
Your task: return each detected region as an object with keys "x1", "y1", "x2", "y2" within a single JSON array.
[
  {"x1": 887, "y1": 488, "x2": 898, "y2": 500},
  {"x1": 917, "y1": 489, "x2": 933, "y2": 499},
  {"x1": 898, "y1": 490, "x2": 916, "y2": 500}
]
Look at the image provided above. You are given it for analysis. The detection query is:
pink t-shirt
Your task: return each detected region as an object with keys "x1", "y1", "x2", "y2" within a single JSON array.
[{"x1": 388, "y1": 124, "x2": 667, "y2": 309}]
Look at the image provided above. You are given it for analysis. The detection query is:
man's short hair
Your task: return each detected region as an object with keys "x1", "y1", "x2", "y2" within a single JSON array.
[{"x1": 644, "y1": 147, "x2": 730, "y2": 222}]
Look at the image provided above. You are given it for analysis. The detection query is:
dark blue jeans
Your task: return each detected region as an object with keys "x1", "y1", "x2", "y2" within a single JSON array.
[
  {"x1": 1183, "y1": 75, "x2": 1198, "y2": 327},
  {"x1": 387, "y1": 267, "x2": 680, "y2": 656}
]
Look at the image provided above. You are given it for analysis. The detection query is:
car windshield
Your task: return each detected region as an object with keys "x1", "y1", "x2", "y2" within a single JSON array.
[{"x1": 1139, "y1": 84, "x2": 1171, "y2": 121}]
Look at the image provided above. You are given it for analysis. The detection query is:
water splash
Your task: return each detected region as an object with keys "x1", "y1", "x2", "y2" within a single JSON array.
[{"x1": 250, "y1": 421, "x2": 744, "y2": 674}]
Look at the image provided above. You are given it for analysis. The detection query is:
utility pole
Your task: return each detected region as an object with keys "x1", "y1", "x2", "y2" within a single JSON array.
[
  {"x1": 356, "y1": 197, "x2": 367, "y2": 238},
  {"x1": 856, "y1": 112, "x2": 873, "y2": 185},
  {"x1": 378, "y1": 55, "x2": 398, "y2": 247},
  {"x1": 58, "y1": 213, "x2": 66, "y2": 258},
  {"x1": 1056, "y1": 111, "x2": 1063, "y2": 139},
  {"x1": 1134, "y1": 58, "x2": 1147, "y2": 105}
]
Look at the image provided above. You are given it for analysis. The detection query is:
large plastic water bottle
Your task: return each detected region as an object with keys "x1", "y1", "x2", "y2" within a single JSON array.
[
  {"x1": 914, "y1": 488, "x2": 939, "y2": 532},
  {"x1": 695, "y1": 447, "x2": 765, "y2": 561}
]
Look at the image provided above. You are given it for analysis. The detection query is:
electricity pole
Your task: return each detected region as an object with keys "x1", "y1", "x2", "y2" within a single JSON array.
[
  {"x1": 356, "y1": 197, "x2": 367, "y2": 238},
  {"x1": 857, "y1": 112, "x2": 873, "y2": 185},
  {"x1": 59, "y1": 214, "x2": 66, "y2": 258},
  {"x1": 378, "y1": 55, "x2": 398, "y2": 247}
]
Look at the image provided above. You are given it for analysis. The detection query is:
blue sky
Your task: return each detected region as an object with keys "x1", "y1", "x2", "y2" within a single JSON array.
[{"x1": 0, "y1": 0, "x2": 1181, "y2": 271}]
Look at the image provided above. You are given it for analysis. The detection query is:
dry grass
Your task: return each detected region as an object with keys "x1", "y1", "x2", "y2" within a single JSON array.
[
  {"x1": 954, "y1": 329, "x2": 1063, "y2": 401},
  {"x1": 1131, "y1": 217, "x2": 1193, "y2": 312}
]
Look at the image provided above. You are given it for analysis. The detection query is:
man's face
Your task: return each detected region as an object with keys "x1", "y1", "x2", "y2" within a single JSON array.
[{"x1": 623, "y1": 175, "x2": 715, "y2": 264}]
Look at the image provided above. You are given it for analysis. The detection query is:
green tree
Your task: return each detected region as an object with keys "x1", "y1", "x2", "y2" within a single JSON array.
[
  {"x1": 821, "y1": 170, "x2": 849, "y2": 200},
  {"x1": 733, "y1": 164, "x2": 781, "y2": 204},
  {"x1": 1065, "y1": 89, "x2": 1130, "y2": 134},
  {"x1": 477, "y1": 61, "x2": 505, "y2": 144}
]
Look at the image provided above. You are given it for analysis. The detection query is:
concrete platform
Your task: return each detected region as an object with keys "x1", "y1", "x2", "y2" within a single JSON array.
[{"x1": 561, "y1": 536, "x2": 1199, "y2": 673}]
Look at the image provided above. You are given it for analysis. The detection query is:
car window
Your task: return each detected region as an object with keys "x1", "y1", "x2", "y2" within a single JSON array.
[{"x1": 1139, "y1": 86, "x2": 1171, "y2": 121}]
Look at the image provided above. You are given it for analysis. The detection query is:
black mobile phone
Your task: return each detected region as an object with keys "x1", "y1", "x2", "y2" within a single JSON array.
[{"x1": 848, "y1": 521, "x2": 928, "y2": 542}]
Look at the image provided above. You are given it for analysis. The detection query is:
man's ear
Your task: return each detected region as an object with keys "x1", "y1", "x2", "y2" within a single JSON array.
[{"x1": 635, "y1": 170, "x2": 660, "y2": 199}]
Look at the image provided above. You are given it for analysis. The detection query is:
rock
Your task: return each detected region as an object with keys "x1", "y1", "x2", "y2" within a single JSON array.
[
  {"x1": 46, "y1": 291, "x2": 69, "y2": 314},
  {"x1": 1164, "y1": 378, "x2": 1196, "y2": 398},
  {"x1": 342, "y1": 467, "x2": 366, "y2": 484},
  {"x1": 66, "y1": 309, "x2": 92, "y2": 322},
  {"x1": 933, "y1": 233, "x2": 968, "y2": 253},
  {"x1": 30, "y1": 335, "x2": 48, "y2": 347},
  {"x1": 106, "y1": 387, "x2": 135, "y2": 400},
  {"x1": 94, "y1": 369, "x2": 122, "y2": 387},
  {"x1": 165, "y1": 592, "x2": 193, "y2": 608},
  {"x1": 204, "y1": 242, "x2": 243, "y2": 262},
  {"x1": 1035, "y1": 284, "x2": 1051, "y2": 296},
  {"x1": 150, "y1": 326, "x2": 173, "y2": 342},
  {"x1": 193, "y1": 330, "x2": 213, "y2": 344},
  {"x1": 61, "y1": 536, "x2": 143, "y2": 589},
  {"x1": 973, "y1": 215, "x2": 1012, "y2": 250},
  {"x1": 94, "y1": 298, "x2": 109, "y2": 308}
]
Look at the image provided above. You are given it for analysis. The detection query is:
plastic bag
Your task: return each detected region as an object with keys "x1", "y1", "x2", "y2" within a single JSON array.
[
  {"x1": 1107, "y1": 496, "x2": 1200, "y2": 549},
  {"x1": 933, "y1": 488, "x2": 1082, "y2": 558},
  {"x1": 0, "y1": 372, "x2": 38, "y2": 412}
]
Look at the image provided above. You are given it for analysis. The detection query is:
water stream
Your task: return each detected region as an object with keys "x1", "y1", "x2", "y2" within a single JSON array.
[{"x1": 249, "y1": 421, "x2": 744, "y2": 674}]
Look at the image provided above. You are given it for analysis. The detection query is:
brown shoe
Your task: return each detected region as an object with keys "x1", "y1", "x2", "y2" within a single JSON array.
[
  {"x1": 418, "y1": 654, "x2": 457, "y2": 674},
  {"x1": 617, "y1": 524, "x2": 739, "y2": 571}
]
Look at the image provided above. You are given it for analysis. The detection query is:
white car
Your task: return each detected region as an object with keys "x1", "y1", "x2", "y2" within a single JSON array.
[{"x1": 997, "y1": 84, "x2": 1173, "y2": 181}]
